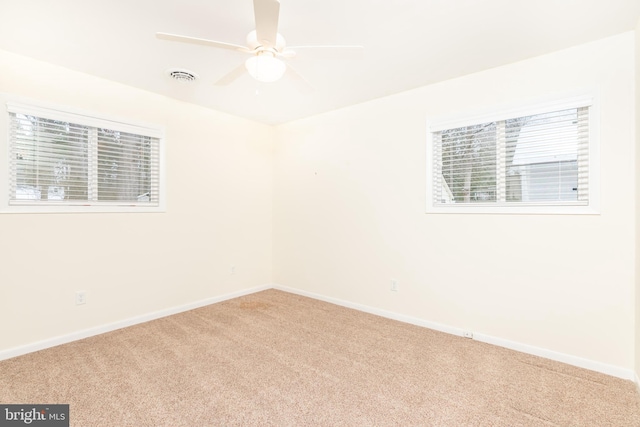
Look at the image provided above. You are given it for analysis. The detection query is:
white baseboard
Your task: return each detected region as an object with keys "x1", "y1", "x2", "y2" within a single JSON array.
[
  {"x1": 272, "y1": 284, "x2": 636, "y2": 381},
  {"x1": 2, "y1": 283, "x2": 636, "y2": 382},
  {"x1": 473, "y1": 333, "x2": 634, "y2": 381},
  {"x1": 272, "y1": 284, "x2": 465, "y2": 335},
  {"x1": 0, "y1": 284, "x2": 271, "y2": 362}
]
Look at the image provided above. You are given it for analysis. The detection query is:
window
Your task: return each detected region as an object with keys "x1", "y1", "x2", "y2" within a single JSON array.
[
  {"x1": 5, "y1": 101, "x2": 164, "y2": 212},
  {"x1": 426, "y1": 96, "x2": 598, "y2": 214}
]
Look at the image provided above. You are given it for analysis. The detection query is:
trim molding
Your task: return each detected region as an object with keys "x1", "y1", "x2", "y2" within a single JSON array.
[
  {"x1": 272, "y1": 284, "x2": 464, "y2": 335},
  {"x1": 0, "y1": 284, "x2": 271, "y2": 362},
  {"x1": 273, "y1": 284, "x2": 636, "y2": 381},
  {"x1": 2, "y1": 283, "x2": 635, "y2": 382}
]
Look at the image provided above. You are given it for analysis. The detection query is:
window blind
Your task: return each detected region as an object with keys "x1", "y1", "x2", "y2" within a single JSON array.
[
  {"x1": 431, "y1": 106, "x2": 589, "y2": 207},
  {"x1": 8, "y1": 106, "x2": 161, "y2": 207}
]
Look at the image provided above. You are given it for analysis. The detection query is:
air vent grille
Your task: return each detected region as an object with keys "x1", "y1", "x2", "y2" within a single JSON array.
[{"x1": 167, "y1": 69, "x2": 198, "y2": 83}]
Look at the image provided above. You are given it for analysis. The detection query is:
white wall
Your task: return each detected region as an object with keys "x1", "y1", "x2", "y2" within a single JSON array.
[
  {"x1": 1, "y1": 31, "x2": 637, "y2": 379},
  {"x1": 635, "y1": 19, "x2": 640, "y2": 382},
  {"x1": 274, "y1": 32, "x2": 636, "y2": 374},
  {"x1": 0, "y1": 49, "x2": 273, "y2": 352}
]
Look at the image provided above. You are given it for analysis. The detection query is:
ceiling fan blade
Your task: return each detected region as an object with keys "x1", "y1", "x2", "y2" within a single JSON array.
[
  {"x1": 285, "y1": 65, "x2": 314, "y2": 94},
  {"x1": 284, "y1": 45, "x2": 364, "y2": 60},
  {"x1": 253, "y1": 0, "x2": 280, "y2": 47},
  {"x1": 214, "y1": 63, "x2": 248, "y2": 86},
  {"x1": 156, "y1": 32, "x2": 251, "y2": 53}
]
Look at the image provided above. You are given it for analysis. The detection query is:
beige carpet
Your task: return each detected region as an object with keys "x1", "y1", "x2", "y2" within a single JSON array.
[{"x1": 1, "y1": 289, "x2": 639, "y2": 426}]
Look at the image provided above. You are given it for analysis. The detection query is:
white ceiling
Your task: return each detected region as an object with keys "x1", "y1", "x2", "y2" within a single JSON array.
[{"x1": 1, "y1": 0, "x2": 639, "y2": 125}]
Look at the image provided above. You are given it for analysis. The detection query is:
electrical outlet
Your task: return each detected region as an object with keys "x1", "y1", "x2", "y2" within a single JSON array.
[
  {"x1": 463, "y1": 331, "x2": 473, "y2": 339},
  {"x1": 75, "y1": 291, "x2": 87, "y2": 305},
  {"x1": 390, "y1": 279, "x2": 398, "y2": 292},
  {"x1": 230, "y1": 265, "x2": 236, "y2": 275}
]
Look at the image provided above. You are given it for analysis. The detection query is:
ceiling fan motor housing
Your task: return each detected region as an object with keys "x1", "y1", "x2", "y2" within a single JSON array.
[{"x1": 246, "y1": 30, "x2": 286, "y2": 53}]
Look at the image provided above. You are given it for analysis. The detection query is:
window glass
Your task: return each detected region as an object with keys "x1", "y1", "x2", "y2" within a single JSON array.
[
  {"x1": 6, "y1": 102, "x2": 164, "y2": 213},
  {"x1": 427, "y1": 97, "x2": 595, "y2": 214}
]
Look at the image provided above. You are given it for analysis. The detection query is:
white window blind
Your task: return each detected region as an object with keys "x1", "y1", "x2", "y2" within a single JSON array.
[
  {"x1": 429, "y1": 100, "x2": 593, "y2": 213},
  {"x1": 7, "y1": 102, "x2": 162, "y2": 209}
]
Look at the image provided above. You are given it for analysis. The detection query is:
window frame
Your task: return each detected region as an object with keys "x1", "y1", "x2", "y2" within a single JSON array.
[
  {"x1": 1, "y1": 96, "x2": 166, "y2": 213},
  {"x1": 426, "y1": 94, "x2": 600, "y2": 215}
]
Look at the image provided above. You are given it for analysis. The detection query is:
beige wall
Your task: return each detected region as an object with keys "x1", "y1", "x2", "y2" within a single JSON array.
[
  {"x1": 1, "y1": 31, "x2": 638, "y2": 378},
  {"x1": 274, "y1": 32, "x2": 636, "y2": 372},
  {"x1": 0, "y1": 49, "x2": 274, "y2": 352},
  {"x1": 635, "y1": 18, "x2": 640, "y2": 382}
]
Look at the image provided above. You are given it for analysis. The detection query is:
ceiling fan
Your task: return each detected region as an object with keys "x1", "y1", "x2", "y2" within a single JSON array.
[{"x1": 156, "y1": 0, "x2": 363, "y2": 86}]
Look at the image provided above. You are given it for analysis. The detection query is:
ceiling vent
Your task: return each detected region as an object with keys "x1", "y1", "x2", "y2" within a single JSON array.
[{"x1": 166, "y1": 69, "x2": 198, "y2": 83}]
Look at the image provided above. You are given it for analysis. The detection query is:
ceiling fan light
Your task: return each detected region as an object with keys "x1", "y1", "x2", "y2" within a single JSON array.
[{"x1": 245, "y1": 54, "x2": 286, "y2": 83}]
